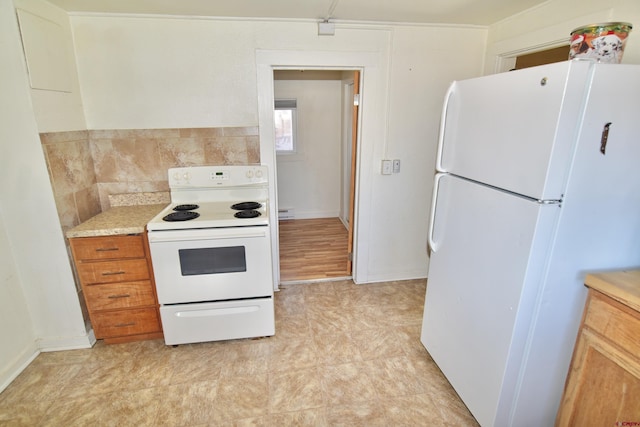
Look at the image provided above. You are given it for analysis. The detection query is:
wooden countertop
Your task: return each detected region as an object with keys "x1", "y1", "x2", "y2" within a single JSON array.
[
  {"x1": 66, "y1": 204, "x2": 166, "y2": 238},
  {"x1": 584, "y1": 270, "x2": 640, "y2": 313}
]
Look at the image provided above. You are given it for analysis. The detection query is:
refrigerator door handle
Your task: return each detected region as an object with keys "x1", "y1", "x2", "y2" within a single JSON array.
[
  {"x1": 428, "y1": 173, "x2": 445, "y2": 253},
  {"x1": 435, "y1": 82, "x2": 456, "y2": 173}
]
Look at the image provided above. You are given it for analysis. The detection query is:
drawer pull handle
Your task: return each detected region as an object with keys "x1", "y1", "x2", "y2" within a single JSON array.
[
  {"x1": 115, "y1": 322, "x2": 135, "y2": 328},
  {"x1": 107, "y1": 294, "x2": 131, "y2": 299},
  {"x1": 95, "y1": 247, "x2": 119, "y2": 252},
  {"x1": 102, "y1": 271, "x2": 126, "y2": 276}
]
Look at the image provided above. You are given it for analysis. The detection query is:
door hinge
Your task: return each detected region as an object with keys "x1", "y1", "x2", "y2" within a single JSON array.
[
  {"x1": 348, "y1": 252, "x2": 353, "y2": 261},
  {"x1": 353, "y1": 94, "x2": 360, "y2": 106}
]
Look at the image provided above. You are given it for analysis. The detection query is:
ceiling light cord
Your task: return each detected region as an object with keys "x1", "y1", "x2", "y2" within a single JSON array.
[{"x1": 325, "y1": 0, "x2": 340, "y2": 21}]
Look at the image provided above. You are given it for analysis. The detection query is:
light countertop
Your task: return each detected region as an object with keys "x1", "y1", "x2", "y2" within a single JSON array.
[
  {"x1": 584, "y1": 269, "x2": 640, "y2": 313},
  {"x1": 66, "y1": 204, "x2": 166, "y2": 238}
]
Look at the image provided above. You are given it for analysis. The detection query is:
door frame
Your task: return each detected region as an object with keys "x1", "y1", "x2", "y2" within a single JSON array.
[
  {"x1": 256, "y1": 50, "x2": 385, "y2": 288},
  {"x1": 494, "y1": 38, "x2": 568, "y2": 73}
]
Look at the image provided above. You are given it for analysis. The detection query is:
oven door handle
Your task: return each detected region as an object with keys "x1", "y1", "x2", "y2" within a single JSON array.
[{"x1": 148, "y1": 228, "x2": 268, "y2": 243}]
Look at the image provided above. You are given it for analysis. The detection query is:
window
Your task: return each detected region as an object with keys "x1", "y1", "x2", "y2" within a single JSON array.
[{"x1": 274, "y1": 99, "x2": 297, "y2": 153}]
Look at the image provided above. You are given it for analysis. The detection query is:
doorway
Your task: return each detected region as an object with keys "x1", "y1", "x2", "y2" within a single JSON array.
[
  {"x1": 256, "y1": 49, "x2": 384, "y2": 289},
  {"x1": 273, "y1": 70, "x2": 360, "y2": 283}
]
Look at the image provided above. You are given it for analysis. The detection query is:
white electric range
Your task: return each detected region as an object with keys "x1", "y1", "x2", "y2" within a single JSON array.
[{"x1": 147, "y1": 165, "x2": 275, "y2": 345}]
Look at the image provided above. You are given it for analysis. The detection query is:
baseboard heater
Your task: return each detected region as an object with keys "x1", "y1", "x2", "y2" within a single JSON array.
[{"x1": 278, "y1": 208, "x2": 295, "y2": 220}]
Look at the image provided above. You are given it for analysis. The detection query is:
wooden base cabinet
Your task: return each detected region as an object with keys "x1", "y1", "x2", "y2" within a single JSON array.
[
  {"x1": 556, "y1": 271, "x2": 640, "y2": 426},
  {"x1": 70, "y1": 233, "x2": 163, "y2": 344}
]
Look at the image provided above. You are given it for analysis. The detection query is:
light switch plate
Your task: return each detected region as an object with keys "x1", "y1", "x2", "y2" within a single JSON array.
[{"x1": 382, "y1": 160, "x2": 392, "y2": 175}]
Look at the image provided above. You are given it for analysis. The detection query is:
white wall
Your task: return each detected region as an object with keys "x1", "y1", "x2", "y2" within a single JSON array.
[
  {"x1": 71, "y1": 16, "x2": 487, "y2": 283},
  {"x1": 0, "y1": 0, "x2": 91, "y2": 391},
  {"x1": 485, "y1": 0, "x2": 640, "y2": 73},
  {"x1": 71, "y1": 17, "x2": 396, "y2": 129},
  {"x1": 367, "y1": 25, "x2": 487, "y2": 281},
  {"x1": 0, "y1": 206, "x2": 37, "y2": 391},
  {"x1": 14, "y1": 0, "x2": 87, "y2": 132},
  {"x1": 275, "y1": 79, "x2": 343, "y2": 219}
]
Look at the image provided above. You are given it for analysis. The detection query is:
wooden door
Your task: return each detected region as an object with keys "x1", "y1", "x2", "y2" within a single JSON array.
[
  {"x1": 347, "y1": 71, "x2": 360, "y2": 274},
  {"x1": 514, "y1": 45, "x2": 569, "y2": 70}
]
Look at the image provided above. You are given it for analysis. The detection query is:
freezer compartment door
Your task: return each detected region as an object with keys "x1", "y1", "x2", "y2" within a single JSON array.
[
  {"x1": 438, "y1": 60, "x2": 591, "y2": 200},
  {"x1": 421, "y1": 174, "x2": 559, "y2": 426}
]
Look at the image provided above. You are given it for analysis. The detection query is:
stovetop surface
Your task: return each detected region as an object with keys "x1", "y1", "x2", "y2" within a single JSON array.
[{"x1": 147, "y1": 200, "x2": 269, "y2": 231}]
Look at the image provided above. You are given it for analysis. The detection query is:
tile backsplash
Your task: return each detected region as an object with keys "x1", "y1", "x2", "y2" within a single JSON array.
[
  {"x1": 41, "y1": 127, "x2": 260, "y2": 235},
  {"x1": 40, "y1": 130, "x2": 101, "y2": 236}
]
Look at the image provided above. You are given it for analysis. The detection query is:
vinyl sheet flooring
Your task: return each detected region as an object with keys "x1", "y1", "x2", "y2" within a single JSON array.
[{"x1": 0, "y1": 279, "x2": 479, "y2": 426}]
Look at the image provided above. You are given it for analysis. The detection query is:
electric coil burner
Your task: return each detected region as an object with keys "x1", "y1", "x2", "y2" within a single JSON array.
[
  {"x1": 234, "y1": 210, "x2": 261, "y2": 219},
  {"x1": 163, "y1": 211, "x2": 200, "y2": 222},
  {"x1": 231, "y1": 201, "x2": 262, "y2": 210},
  {"x1": 173, "y1": 204, "x2": 199, "y2": 211},
  {"x1": 146, "y1": 165, "x2": 274, "y2": 345},
  {"x1": 163, "y1": 203, "x2": 200, "y2": 222}
]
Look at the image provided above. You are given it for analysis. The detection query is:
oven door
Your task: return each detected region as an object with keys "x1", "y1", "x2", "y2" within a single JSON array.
[{"x1": 148, "y1": 225, "x2": 273, "y2": 304}]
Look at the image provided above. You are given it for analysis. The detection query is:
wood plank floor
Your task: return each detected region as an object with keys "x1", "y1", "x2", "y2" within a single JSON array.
[{"x1": 278, "y1": 217, "x2": 350, "y2": 282}]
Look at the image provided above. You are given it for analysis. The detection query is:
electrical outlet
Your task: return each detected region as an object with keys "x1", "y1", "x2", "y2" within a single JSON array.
[
  {"x1": 393, "y1": 159, "x2": 401, "y2": 173},
  {"x1": 381, "y1": 160, "x2": 392, "y2": 175}
]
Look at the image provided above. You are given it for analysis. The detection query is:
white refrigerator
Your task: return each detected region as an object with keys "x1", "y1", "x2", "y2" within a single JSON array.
[{"x1": 421, "y1": 60, "x2": 640, "y2": 427}]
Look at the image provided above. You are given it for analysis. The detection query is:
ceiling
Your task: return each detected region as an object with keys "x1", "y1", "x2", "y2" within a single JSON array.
[{"x1": 46, "y1": 0, "x2": 548, "y2": 26}]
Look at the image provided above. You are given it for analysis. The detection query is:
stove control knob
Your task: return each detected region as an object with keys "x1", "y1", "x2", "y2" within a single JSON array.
[
  {"x1": 255, "y1": 169, "x2": 263, "y2": 178},
  {"x1": 183, "y1": 172, "x2": 191, "y2": 182},
  {"x1": 246, "y1": 170, "x2": 254, "y2": 179}
]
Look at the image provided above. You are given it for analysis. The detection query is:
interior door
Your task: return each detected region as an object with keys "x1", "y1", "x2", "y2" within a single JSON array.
[
  {"x1": 514, "y1": 45, "x2": 570, "y2": 70},
  {"x1": 422, "y1": 173, "x2": 559, "y2": 426},
  {"x1": 346, "y1": 70, "x2": 360, "y2": 274}
]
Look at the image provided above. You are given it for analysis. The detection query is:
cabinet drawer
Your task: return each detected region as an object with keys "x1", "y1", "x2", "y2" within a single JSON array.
[
  {"x1": 584, "y1": 292, "x2": 640, "y2": 357},
  {"x1": 84, "y1": 281, "x2": 156, "y2": 311},
  {"x1": 77, "y1": 259, "x2": 149, "y2": 284},
  {"x1": 92, "y1": 307, "x2": 161, "y2": 338},
  {"x1": 71, "y1": 235, "x2": 145, "y2": 261}
]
